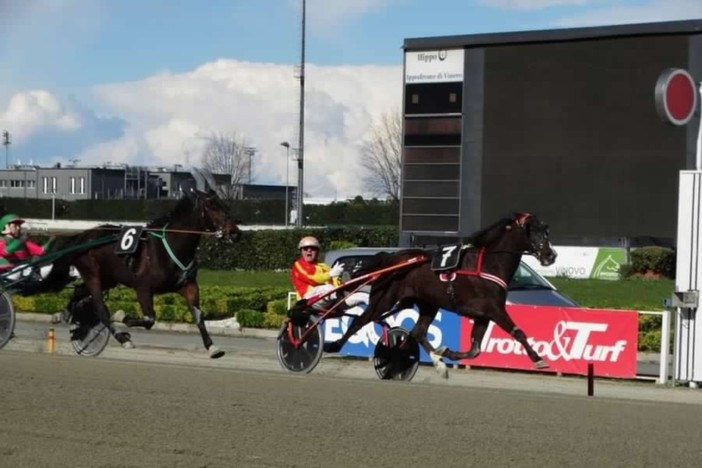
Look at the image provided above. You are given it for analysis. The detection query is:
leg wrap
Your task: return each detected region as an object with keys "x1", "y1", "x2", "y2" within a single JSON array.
[{"x1": 191, "y1": 306, "x2": 202, "y2": 324}]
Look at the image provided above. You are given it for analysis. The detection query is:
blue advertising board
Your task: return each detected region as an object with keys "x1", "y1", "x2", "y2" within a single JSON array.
[{"x1": 322, "y1": 304, "x2": 461, "y2": 363}]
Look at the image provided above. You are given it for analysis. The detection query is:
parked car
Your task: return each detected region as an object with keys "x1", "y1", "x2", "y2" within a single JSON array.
[{"x1": 323, "y1": 247, "x2": 578, "y2": 307}]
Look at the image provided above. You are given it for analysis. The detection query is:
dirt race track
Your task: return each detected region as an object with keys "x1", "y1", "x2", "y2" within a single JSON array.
[{"x1": 2, "y1": 347, "x2": 702, "y2": 468}]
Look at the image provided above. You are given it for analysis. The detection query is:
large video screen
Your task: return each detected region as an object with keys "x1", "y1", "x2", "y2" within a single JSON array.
[{"x1": 480, "y1": 35, "x2": 690, "y2": 245}]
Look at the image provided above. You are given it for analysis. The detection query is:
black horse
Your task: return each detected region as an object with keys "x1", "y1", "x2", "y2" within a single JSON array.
[
  {"x1": 44, "y1": 180, "x2": 241, "y2": 358},
  {"x1": 323, "y1": 213, "x2": 557, "y2": 377}
]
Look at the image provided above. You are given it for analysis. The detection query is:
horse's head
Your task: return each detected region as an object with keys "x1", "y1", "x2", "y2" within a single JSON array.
[
  {"x1": 513, "y1": 213, "x2": 557, "y2": 266},
  {"x1": 200, "y1": 190, "x2": 241, "y2": 242},
  {"x1": 182, "y1": 181, "x2": 241, "y2": 242}
]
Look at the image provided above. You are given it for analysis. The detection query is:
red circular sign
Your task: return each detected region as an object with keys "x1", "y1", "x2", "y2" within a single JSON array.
[{"x1": 655, "y1": 69, "x2": 698, "y2": 126}]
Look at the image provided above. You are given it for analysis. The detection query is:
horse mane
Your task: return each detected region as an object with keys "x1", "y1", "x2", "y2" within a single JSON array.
[
  {"x1": 465, "y1": 217, "x2": 513, "y2": 247},
  {"x1": 147, "y1": 194, "x2": 196, "y2": 228}
]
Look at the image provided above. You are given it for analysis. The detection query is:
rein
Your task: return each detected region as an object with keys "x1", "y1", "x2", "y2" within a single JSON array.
[
  {"x1": 43, "y1": 225, "x2": 220, "y2": 238},
  {"x1": 304, "y1": 255, "x2": 428, "y2": 313}
]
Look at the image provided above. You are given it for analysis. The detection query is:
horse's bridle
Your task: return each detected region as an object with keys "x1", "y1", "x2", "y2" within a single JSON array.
[
  {"x1": 196, "y1": 193, "x2": 227, "y2": 239},
  {"x1": 514, "y1": 212, "x2": 532, "y2": 227},
  {"x1": 514, "y1": 212, "x2": 551, "y2": 259}
]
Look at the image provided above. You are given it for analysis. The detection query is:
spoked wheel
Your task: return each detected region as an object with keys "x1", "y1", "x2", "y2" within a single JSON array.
[
  {"x1": 69, "y1": 297, "x2": 110, "y2": 357},
  {"x1": 373, "y1": 327, "x2": 420, "y2": 382},
  {"x1": 0, "y1": 291, "x2": 16, "y2": 350},
  {"x1": 276, "y1": 317, "x2": 324, "y2": 373}
]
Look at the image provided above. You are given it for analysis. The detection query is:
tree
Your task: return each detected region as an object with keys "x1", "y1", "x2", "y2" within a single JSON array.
[
  {"x1": 199, "y1": 132, "x2": 255, "y2": 200},
  {"x1": 360, "y1": 110, "x2": 402, "y2": 202}
]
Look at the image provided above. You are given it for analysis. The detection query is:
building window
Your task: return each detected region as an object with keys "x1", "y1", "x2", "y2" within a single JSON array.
[
  {"x1": 42, "y1": 177, "x2": 48, "y2": 193},
  {"x1": 79, "y1": 177, "x2": 85, "y2": 194},
  {"x1": 27, "y1": 180, "x2": 36, "y2": 188},
  {"x1": 10, "y1": 180, "x2": 23, "y2": 188},
  {"x1": 0, "y1": 180, "x2": 6, "y2": 188},
  {"x1": 51, "y1": 177, "x2": 57, "y2": 193},
  {"x1": 70, "y1": 177, "x2": 76, "y2": 194}
]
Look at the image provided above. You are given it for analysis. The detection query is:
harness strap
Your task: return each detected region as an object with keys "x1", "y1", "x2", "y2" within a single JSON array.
[
  {"x1": 454, "y1": 247, "x2": 509, "y2": 290},
  {"x1": 148, "y1": 223, "x2": 195, "y2": 282}
]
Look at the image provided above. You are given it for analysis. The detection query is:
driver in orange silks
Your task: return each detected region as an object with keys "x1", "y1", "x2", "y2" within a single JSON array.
[{"x1": 291, "y1": 236, "x2": 344, "y2": 301}]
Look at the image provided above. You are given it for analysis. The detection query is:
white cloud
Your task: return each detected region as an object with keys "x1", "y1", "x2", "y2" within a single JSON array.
[
  {"x1": 553, "y1": 0, "x2": 701, "y2": 26},
  {"x1": 74, "y1": 135, "x2": 140, "y2": 166},
  {"x1": 0, "y1": 90, "x2": 81, "y2": 141},
  {"x1": 91, "y1": 59, "x2": 402, "y2": 199}
]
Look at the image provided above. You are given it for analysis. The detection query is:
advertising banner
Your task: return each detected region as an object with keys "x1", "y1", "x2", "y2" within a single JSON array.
[
  {"x1": 323, "y1": 305, "x2": 461, "y2": 363},
  {"x1": 321, "y1": 300, "x2": 639, "y2": 379},
  {"x1": 522, "y1": 247, "x2": 627, "y2": 280},
  {"x1": 459, "y1": 306, "x2": 639, "y2": 378}
]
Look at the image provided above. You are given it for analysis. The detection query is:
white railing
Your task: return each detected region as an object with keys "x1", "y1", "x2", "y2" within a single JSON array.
[{"x1": 638, "y1": 310, "x2": 671, "y2": 385}]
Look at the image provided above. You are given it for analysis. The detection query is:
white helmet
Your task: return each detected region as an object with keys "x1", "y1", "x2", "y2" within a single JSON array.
[{"x1": 298, "y1": 236, "x2": 320, "y2": 250}]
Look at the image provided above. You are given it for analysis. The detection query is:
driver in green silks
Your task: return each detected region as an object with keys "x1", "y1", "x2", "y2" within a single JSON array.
[{"x1": 0, "y1": 214, "x2": 49, "y2": 278}]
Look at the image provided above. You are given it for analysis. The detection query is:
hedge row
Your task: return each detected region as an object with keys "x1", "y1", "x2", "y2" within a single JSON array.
[
  {"x1": 14, "y1": 286, "x2": 667, "y2": 351},
  {"x1": 621, "y1": 246, "x2": 675, "y2": 279},
  {"x1": 12, "y1": 285, "x2": 290, "y2": 324},
  {"x1": 197, "y1": 226, "x2": 398, "y2": 270}
]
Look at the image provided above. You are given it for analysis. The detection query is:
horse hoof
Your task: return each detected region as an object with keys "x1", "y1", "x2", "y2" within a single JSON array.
[
  {"x1": 122, "y1": 341, "x2": 135, "y2": 349},
  {"x1": 209, "y1": 346, "x2": 225, "y2": 359},
  {"x1": 111, "y1": 310, "x2": 126, "y2": 323},
  {"x1": 429, "y1": 351, "x2": 443, "y2": 365},
  {"x1": 534, "y1": 360, "x2": 549, "y2": 369},
  {"x1": 435, "y1": 362, "x2": 449, "y2": 379}
]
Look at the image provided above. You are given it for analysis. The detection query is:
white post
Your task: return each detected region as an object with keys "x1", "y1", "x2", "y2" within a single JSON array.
[
  {"x1": 659, "y1": 309, "x2": 670, "y2": 385},
  {"x1": 51, "y1": 194, "x2": 55, "y2": 221},
  {"x1": 696, "y1": 82, "x2": 702, "y2": 171}
]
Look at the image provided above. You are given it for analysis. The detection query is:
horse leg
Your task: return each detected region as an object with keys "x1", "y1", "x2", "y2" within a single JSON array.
[
  {"x1": 77, "y1": 280, "x2": 134, "y2": 349},
  {"x1": 440, "y1": 316, "x2": 489, "y2": 362},
  {"x1": 119, "y1": 287, "x2": 156, "y2": 330},
  {"x1": 323, "y1": 292, "x2": 395, "y2": 354},
  {"x1": 441, "y1": 308, "x2": 548, "y2": 369},
  {"x1": 323, "y1": 308, "x2": 375, "y2": 353},
  {"x1": 489, "y1": 310, "x2": 548, "y2": 369},
  {"x1": 464, "y1": 317, "x2": 490, "y2": 359},
  {"x1": 408, "y1": 307, "x2": 449, "y2": 379},
  {"x1": 178, "y1": 281, "x2": 224, "y2": 359}
]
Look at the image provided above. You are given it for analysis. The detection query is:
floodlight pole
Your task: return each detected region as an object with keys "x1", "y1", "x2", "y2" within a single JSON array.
[{"x1": 296, "y1": 0, "x2": 306, "y2": 227}]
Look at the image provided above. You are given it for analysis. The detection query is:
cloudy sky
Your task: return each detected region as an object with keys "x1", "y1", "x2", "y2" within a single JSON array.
[{"x1": 0, "y1": 0, "x2": 700, "y2": 200}]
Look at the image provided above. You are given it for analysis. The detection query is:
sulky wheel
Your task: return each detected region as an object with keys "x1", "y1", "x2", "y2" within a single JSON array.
[
  {"x1": 69, "y1": 297, "x2": 110, "y2": 357},
  {"x1": 277, "y1": 317, "x2": 324, "y2": 373},
  {"x1": 0, "y1": 291, "x2": 15, "y2": 350},
  {"x1": 373, "y1": 327, "x2": 420, "y2": 382}
]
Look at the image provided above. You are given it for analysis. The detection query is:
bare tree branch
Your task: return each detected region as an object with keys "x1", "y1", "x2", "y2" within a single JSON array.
[
  {"x1": 199, "y1": 132, "x2": 253, "y2": 200},
  {"x1": 360, "y1": 110, "x2": 402, "y2": 202}
]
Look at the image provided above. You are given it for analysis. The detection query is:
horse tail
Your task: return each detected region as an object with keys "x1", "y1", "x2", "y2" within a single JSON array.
[
  {"x1": 40, "y1": 226, "x2": 119, "y2": 292},
  {"x1": 352, "y1": 249, "x2": 426, "y2": 292},
  {"x1": 352, "y1": 252, "x2": 394, "y2": 279},
  {"x1": 37, "y1": 233, "x2": 87, "y2": 292}
]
